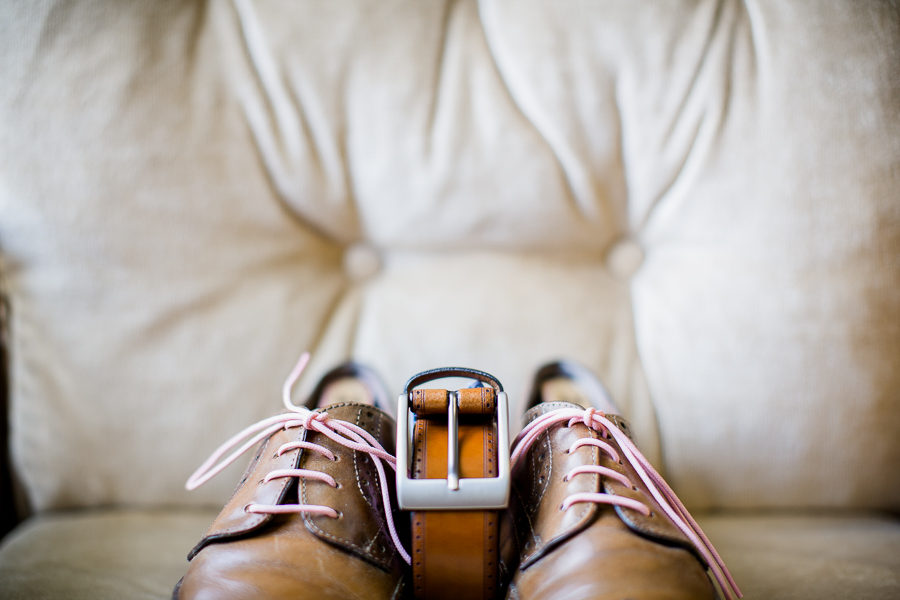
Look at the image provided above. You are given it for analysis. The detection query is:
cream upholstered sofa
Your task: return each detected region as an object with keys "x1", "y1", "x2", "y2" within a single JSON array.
[{"x1": 1, "y1": 1, "x2": 898, "y2": 598}]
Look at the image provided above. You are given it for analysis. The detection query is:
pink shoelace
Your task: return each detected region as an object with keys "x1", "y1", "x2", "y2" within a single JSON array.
[
  {"x1": 511, "y1": 407, "x2": 742, "y2": 600},
  {"x1": 185, "y1": 353, "x2": 412, "y2": 564}
]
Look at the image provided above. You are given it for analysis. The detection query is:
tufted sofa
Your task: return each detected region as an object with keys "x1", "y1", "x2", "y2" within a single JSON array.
[{"x1": 1, "y1": 1, "x2": 898, "y2": 598}]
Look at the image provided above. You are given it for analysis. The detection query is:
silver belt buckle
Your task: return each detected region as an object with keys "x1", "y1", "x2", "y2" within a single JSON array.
[{"x1": 396, "y1": 388, "x2": 511, "y2": 510}]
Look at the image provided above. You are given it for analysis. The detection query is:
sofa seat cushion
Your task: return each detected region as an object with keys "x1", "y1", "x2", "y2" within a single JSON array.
[
  {"x1": 701, "y1": 513, "x2": 900, "y2": 600},
  {"x1": 0, "y1": 510, "x2": 209, "y2": 600},
  {"x1": 0, "y1": 509, "x2": 898, "y2": 600}
]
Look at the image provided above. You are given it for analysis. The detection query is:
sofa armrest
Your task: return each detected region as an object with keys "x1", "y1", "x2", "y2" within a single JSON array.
[{"x1": 0, "y1": 290, "x2": 17, "y2": 539}]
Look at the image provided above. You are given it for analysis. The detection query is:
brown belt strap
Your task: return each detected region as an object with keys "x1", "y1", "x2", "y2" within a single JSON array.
[{"x1": 410, "y1": 387, "x2": 499, "y2": 600}]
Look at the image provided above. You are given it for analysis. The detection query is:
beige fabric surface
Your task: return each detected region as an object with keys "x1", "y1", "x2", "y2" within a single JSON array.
[
  {"x1": 0, "y1": 509, "x2": 898, "y2": 600},
  {"x1": 0, "y1": 1, "x2": 898, "y2": 517},
  {"x1": 0, "y1": 510, "x2": 209, "y2": 600}
]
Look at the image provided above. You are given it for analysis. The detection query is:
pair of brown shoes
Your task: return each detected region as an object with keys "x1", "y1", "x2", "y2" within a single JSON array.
[{"x1": 174, "y1": 357, "x2": 739, "y2": 600}]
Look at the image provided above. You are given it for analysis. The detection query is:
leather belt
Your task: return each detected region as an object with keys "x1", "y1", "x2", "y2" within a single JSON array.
[{"x1": 396, "y1": 369, "x2": 511, "y2": 600}]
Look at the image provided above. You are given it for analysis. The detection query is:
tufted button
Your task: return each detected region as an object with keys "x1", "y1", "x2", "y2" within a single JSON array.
[
  {"x1": 343, "y1": 242, "x2": 382, "y2": 281},
  {"x1": 605, "y1": 237, "x2": 644, "y2": 280}
]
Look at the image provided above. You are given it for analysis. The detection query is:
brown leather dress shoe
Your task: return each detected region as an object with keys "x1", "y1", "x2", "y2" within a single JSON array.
[
  {"x1": 175, "y1": 358, "x2": 409, "y2": 600},
  {"x1": 502, "y1": 361, "x2": 740, "y2": 600}
]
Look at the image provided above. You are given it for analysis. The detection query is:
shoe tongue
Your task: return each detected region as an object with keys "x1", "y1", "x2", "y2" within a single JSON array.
[
  {"x1": 305, "y1": 363, "x2": 393, "y2": 416},
  {"x1": 522, "y1": 401, "x2": 586, "y2": 425},
  {"x1": 316, "y1": 402, "x2": 394, "y2": 435},
  {"x1": 316, "y1": 378, "x2": 377, "y2": 408}
]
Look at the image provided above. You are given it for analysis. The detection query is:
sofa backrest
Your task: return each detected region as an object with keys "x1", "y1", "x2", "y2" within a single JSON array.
[{"x1": 0, "y1": 1, "x2": 897, "y2": 515}]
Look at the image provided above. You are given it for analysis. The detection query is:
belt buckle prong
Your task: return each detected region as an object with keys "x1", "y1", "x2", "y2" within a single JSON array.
[{"x1": 447, "y1": 390, "x2": 460, "y2": 491}]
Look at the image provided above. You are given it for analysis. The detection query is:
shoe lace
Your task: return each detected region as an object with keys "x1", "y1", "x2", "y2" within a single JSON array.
[
  {"x1": 185, "y1": 353, "x2": 411, "y2": 565},
  {"x1": 511, "y1": 407, "x2": 741, "y2": 600}
]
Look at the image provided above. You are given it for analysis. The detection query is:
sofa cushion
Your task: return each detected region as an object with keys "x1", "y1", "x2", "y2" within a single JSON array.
[
  {"x1": 0, "y1": 509, "x2": 898, "y2": 600},
  {"x1": 0, "y1": 1, "x2": 897, "y2": 512}
]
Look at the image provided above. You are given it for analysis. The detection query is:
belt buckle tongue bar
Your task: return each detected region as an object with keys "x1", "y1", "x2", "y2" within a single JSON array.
[{"x1": 397, "y1": 385, "x2": 510, "y2": 511}]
